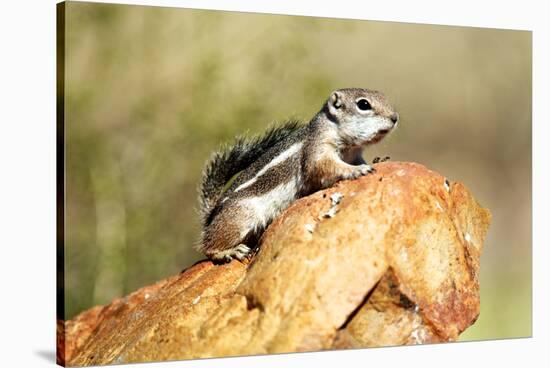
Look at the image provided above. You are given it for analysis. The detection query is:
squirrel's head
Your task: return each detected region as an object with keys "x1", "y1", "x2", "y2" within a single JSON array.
[{"x1": 324, "y1": 88, "x2": 399, "y2": 146}]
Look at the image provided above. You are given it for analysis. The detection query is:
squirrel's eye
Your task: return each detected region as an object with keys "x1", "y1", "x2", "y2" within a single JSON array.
[{"x1": 356, "y1": 99, "x2": 372, "y2": 111}]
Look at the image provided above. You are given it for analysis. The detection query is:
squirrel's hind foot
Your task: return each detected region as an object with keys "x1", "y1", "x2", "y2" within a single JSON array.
[{"x1": 209, "y1": 244, "x2": 252, "y2": 264}]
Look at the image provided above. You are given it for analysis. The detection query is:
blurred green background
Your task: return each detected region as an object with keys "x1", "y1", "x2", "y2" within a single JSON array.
[{"x1": 62, "y1": 2, "x2": 532, "y2": 341}]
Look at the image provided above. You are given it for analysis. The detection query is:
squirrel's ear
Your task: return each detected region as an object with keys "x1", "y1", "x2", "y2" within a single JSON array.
[{"x1": 327, "y1": 91, "x2": 343, "y2": 117}]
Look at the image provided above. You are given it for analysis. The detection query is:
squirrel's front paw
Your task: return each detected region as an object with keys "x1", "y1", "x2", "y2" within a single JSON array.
[
  {"x1": 348, "y1": 164, "x2": 375, "y2": 179},
  {"x1": 372, "y1": 156, "x2": 390, "y2": 164}
]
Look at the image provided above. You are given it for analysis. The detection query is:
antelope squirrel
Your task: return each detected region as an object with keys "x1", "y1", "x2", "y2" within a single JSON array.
[{"x1": 197, "y1": 88, "x2": 398, "y2": 262}]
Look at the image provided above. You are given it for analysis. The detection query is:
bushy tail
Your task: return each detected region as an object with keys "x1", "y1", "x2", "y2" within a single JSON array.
[{"x1": 199, "y1": 120, "x2": 302, "y2": 226}]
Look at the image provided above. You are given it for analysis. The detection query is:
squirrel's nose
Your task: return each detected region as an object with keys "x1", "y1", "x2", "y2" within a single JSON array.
[{"x1": 390, "y1": 113, "x2": 399, "y2": 124}]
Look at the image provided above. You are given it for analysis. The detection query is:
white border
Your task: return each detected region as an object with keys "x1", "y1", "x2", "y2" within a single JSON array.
[{"x1": 0, "y1": 0, "x2": 547, "y2": 367}]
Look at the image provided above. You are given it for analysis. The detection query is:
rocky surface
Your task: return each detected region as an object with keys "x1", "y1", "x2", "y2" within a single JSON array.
[{"x1": 59, "y1": 162, "x2": 491, "y2": 366}]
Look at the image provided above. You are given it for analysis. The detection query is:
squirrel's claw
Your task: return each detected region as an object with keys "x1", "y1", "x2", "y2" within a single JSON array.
[
  {"x1": 348, "y1": 164, "x2": 376, "y2": 180},
  {"x1": 372, "y1": 156, "x2": 391, "y2": 164}
]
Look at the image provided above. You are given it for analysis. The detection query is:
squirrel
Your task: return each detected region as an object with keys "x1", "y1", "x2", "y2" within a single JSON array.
[{"x1": 196, "y1": 88, "x2": 399, "y2": 262}]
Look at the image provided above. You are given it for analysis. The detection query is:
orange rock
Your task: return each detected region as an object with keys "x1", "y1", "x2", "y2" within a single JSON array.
[{"x1": 61, "y1": 162, "x2": 491, "y2": 366}]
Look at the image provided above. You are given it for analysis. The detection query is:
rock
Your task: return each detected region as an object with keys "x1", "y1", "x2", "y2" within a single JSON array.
[{"x1": 60, "y1": 162, "x2": 491, "y2": 366}]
